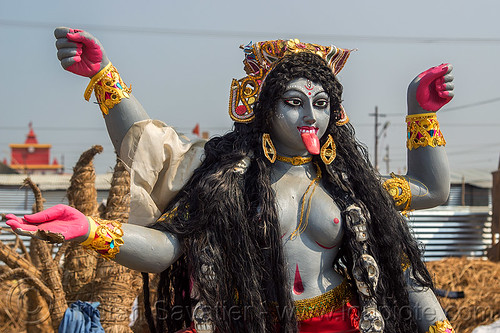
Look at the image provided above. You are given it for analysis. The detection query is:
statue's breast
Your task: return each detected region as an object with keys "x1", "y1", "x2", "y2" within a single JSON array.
[{"x1": 273, "y1": 174, "x2": 343, "y2": 250}]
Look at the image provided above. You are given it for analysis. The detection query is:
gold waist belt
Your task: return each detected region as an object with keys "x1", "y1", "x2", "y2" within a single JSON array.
[{"x1": 294, "y1": 279, "x2": 353, "y2": 321}]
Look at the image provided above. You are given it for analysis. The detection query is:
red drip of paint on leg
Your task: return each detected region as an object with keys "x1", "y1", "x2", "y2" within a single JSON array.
[{"x1": 293, "y1": 263, "x2": 304, "y2": 295}]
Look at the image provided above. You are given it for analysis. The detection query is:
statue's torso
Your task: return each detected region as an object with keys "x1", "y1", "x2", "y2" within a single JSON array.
[{"x1": 271, "y1": 161, "x2": 345, "y2": 300}]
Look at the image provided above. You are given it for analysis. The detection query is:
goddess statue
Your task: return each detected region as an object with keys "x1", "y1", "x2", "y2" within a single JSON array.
[{"x1": 7, "y1": 28, "x2": 456, "y2": 333}]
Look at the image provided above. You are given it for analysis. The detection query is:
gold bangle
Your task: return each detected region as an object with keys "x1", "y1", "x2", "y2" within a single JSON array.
[
  {"x1": 383, "y1": 172, "x2": 412, "y2": 216},
  {"x1": 83, "y1": 62, "x2": 132, "y2": 116},
  {"x1": 406, "y1": 112, "x2": 446, "y2": 150},
  {"x1": 84, "y1": 62, "x2": 113, "y2": 101},
  {"x1": 426, "y1": 320, "x2": 455, "y2": 333},
  {"x1": 82, "y1": 216, "x2": 124, "y2": 260},
  {"x1": 80, "y1": 216, "x2": 98, "y2": 246}
]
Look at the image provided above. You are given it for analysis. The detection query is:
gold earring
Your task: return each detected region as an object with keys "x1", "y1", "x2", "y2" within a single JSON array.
[
  {"x1": 262, "y1": 133, "x2": 276, "y2": 163},
  {"x1": 320, "y1": 134, "x2": 336, "y2": 165},
  {"x1": 335, "y1": 105, "x2": 349, "y2": 126}
]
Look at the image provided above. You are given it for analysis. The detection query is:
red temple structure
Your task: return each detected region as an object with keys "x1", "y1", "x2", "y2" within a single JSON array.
[{"x1": 8, "y1": 123, "x2": 63, "y2": 174}]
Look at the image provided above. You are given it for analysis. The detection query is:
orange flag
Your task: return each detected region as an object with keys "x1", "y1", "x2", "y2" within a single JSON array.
[{"x1": 192, "y1": 123, "x2": 200, "y2": 137}]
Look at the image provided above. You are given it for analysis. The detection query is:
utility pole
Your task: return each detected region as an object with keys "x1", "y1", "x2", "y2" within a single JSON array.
[
  {"x1": 369, "y1": 106, "x2": 389, "y2": 171},
  {"x1": 383, "y1": 145, "x2": 390, "y2": 174}
]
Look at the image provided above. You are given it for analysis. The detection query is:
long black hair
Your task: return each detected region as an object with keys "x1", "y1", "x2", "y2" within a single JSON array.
[{"x1": 145, "y1": 52, "x2": 433, "y2": 332}]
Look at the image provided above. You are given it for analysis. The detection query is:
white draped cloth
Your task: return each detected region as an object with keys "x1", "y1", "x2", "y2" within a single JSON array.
[{"x1": 119, "y1": 119, "x2": 206, "y2": 226}]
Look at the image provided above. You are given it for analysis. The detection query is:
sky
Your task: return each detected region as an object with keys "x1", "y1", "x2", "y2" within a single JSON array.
[{"x1": 1, "y1": 0, "x2": 499, "y2": 183}]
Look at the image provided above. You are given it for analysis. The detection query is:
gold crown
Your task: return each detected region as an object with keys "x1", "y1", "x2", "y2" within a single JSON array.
[{"x1": 229, "y1": 39, "x2": 352, "y2": 123}]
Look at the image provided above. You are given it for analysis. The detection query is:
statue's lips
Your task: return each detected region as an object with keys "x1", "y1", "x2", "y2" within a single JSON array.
[{"x1": 297, "y1": 126, "x2": 320, "y2": 155}]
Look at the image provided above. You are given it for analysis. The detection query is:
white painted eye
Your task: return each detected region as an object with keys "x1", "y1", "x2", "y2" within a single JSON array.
[
  {"x1": 314, "y1": 99, "x2": 329, "y2": 108},
  {"x1": 284, "y1": 99, "x2": 302, "y2": 107}
]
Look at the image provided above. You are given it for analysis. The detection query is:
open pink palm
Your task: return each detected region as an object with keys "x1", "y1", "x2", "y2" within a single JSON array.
[{"x1": 6, "y1": 204, "x2": 89, "y2": 242}]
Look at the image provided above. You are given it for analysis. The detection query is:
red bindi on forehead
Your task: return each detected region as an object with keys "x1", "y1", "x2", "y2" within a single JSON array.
[
  {"x1": 285, "y1": 79, "x2": 324, "y2": 99},
  {"x1": 305, "y1": 80, "x2": 314, "y2": 97}
]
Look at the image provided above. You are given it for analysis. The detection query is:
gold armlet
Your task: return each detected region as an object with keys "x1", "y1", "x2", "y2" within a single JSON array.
[
  {"x1": 81, "y1": 216, "x2": 124, "y2": 260},
  {"x1": 84, "y1": 62, "x2": 132, "y2": 116},
  {"x1": 406, "y1": 112, "x2": 446, "y2": 150},
  {"x1": 382, "y1": 172, "x2": 412, "y2": 216},
  {"x1": 426, "y1": 320, "x2": 455, "y2": 333}
]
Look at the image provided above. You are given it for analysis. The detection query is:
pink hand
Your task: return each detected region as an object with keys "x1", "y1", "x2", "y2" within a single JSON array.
[
  {"x1": 6, "y1": 204, "x2": 89, "y2": 242},
  {"x1": 64, "y1": 29, "x2": 104, "y2": 77},
  {"x1": 416, "y1": 64, "x2": 454, "y2": 112}
]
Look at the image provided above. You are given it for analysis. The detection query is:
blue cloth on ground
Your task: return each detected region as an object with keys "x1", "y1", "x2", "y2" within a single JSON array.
[{"x1": 58, "y1": 300, "x2": 105, "y2": 333}]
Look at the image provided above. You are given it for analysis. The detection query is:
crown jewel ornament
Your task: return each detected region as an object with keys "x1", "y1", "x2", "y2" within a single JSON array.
[{"x1": 229, "y1": 39, "x2": 352, "y2": 123}]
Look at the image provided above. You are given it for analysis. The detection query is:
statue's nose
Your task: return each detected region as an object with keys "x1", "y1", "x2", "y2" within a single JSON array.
[{"x1": 303, "y1": 115, "x2": 316, "y2": 125}]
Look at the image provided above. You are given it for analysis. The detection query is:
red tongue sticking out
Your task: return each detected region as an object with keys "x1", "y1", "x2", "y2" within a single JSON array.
[{"x1": 300, "y1": 131, "x2": 320, "y2": 155}]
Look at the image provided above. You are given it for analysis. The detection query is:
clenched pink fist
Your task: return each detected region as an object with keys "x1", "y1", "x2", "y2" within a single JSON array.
[
  {"x1": 408, "y1": 64, "x2": 454, "y2": 114},
  {"x1": 54, "y1": 27, "x2": 110, "y2": 77},
  {"x1": 407, "y1": 64, "x2": 455, "y2": 114},
  {"x1": 6, "y1": 204, "x2": 90, "y2": 243},
  {"x1": 416, "y1": 64, "x2": 454, "y2": 111}
]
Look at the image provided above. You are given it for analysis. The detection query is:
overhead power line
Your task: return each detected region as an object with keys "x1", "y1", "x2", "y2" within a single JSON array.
[
  {"x1": 442, "y1": 97, "x2": 500, "y2": 112},
  {"x1": 2, "y1": 19, "x2": 500, "y2": 44}
]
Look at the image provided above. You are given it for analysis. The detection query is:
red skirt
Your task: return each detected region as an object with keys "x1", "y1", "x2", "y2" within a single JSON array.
[
  {"x1": 175, "y1": 302, "x2": 359, "y2": 333},
  {"x1": 298, "y1": 301, "x2": 360, "y2": 333}
]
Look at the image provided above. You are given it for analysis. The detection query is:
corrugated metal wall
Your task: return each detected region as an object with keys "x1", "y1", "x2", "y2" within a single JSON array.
[
  {"x1": 443, "y1": 184, "x2": 491, "y2": 207},
  {"x1": 409, "y1": 207, "x2": 492, "y2": 261}
]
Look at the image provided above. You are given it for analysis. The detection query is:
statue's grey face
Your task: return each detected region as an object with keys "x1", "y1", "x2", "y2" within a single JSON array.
[{"x1": 270, "y1": 78, "x2": 330, "y2": 156}]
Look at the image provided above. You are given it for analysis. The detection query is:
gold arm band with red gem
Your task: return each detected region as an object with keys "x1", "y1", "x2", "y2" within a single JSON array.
[
  {"x1": 406, "y1": 113, "x2": 446, "y2": 150},
  {"x1": 84, "y1": 62, "x2": 132, "y2": 116},
  {"x1": 80, "y1": 216, "x2": 124, "y2": 260},
  {"x1": 426, "y1": 319, "x2": 455, "y2": 333},
  {"x1": 382, "y1": 172, "x2": 412, "y2": 216}
]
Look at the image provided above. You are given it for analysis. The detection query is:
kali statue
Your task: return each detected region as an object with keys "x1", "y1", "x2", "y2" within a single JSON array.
[{"x1": 7, "y1": 28, "x2": 456, "y2": 333}]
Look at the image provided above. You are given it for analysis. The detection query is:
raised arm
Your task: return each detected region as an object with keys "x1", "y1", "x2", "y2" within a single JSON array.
[
  {"x1": 383, "y1": 64, "x2": 454, "y2": 214},
  {"x1": 55, "y1": 27, "x2": 207, "y2": 227},
  {"x1": 6, "y1": 205, "x2": 181, "y2": 273},
  {"x1": 381, "y1": 66, "x2": 456, "y2": 331},
  {"x1": 54, "y1": 27, "x2": 149, "y2": 152}
]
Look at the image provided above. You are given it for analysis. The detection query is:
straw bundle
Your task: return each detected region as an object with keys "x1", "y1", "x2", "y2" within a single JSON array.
[
  {"x1": 63, "y1": 145, "x2": 102, "y2": 303},
  {"x1": 427, "y1": 257, "x2": 500, "y2": 333},
  {"x1": 24, "y1": 178, "x2": 66, "y2": 331},
  {"x1": 93, "y1": 159, "x2": 142, "y2": 332},
  {"x1": 0, "y1": 274, "x2": 27, "y2": 333}
]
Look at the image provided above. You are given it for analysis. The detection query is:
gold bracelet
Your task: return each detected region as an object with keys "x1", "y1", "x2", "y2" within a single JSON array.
[
  {"x1": 80, "y1": 216, "x2": 98, "y2": 247},
  {"x1": 382, "y1": 172, "x2": 412, "y2": 216},
  {"x1": 84, "y1": 62, "x2": 113, "y2": 101},
  {"x1": 406, "y1": 113, "x2": 446, "y2": 150},
  {"x1": 426, "y1": 319, "x2": 455, "y2": 333},
  {"x1": 81, "y1": 216, "x2": 124, "y2": 260},
  {"x1": 83, "y1": 62, "x2": 132, "y2": 116}
]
